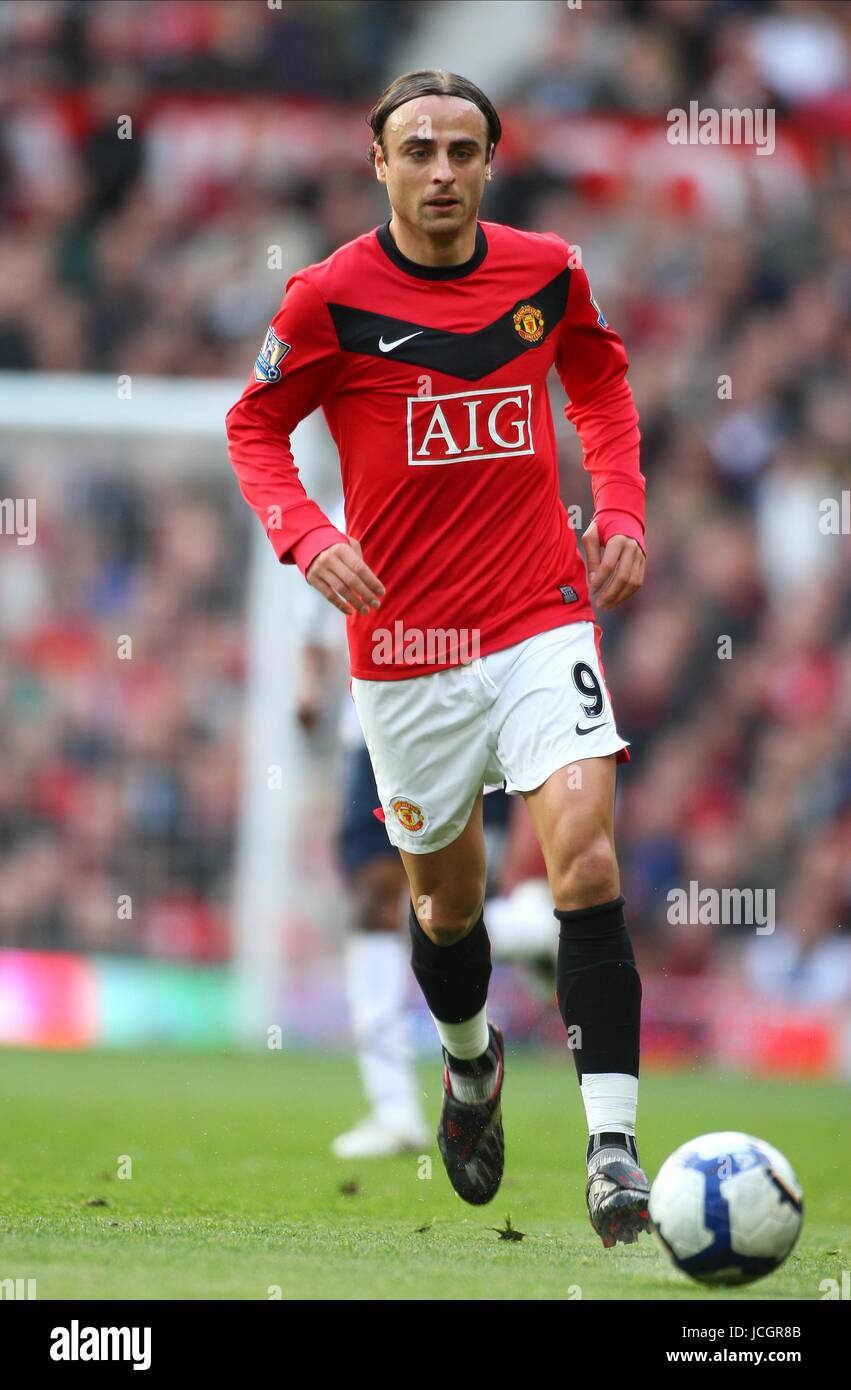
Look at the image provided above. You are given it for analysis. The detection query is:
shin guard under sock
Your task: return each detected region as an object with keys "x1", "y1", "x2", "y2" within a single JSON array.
[
  {"x1": 554, "y1": 895, "x2": 641, "y2": 1082},
  {"x1": 409, "y1": 901, "x2": 492, "y2": 1026}
]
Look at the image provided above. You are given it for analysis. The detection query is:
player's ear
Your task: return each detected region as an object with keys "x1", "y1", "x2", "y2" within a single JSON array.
[{"x1": 373, "y1": 141, "x2": 387, "y2": 183}]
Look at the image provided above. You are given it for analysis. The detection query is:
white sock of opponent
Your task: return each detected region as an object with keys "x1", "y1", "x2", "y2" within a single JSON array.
[{"x1": 343, "y1": 933, "x2": 424, "y2": 1134}]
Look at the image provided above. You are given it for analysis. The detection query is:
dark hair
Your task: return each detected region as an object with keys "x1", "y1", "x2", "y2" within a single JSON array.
[{"x1": 367, "y1": 70, "x2": 501, "y2": 166}]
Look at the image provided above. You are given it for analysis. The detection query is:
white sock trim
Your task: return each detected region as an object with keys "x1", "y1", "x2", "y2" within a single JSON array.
[
  {"x1": 430, "y1": 1004, "x2": 489, "y2": 1060},
  {"x1": 580, "y1": 1072, "x2": 638, "y2": 1135}
]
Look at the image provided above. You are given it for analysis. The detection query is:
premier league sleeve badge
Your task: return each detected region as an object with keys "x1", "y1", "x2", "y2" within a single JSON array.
[{"x1": 254, "y1": 325, "x2": 292, "y2": 384}]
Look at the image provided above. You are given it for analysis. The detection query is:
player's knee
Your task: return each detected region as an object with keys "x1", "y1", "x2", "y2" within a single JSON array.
[
  {"x1": 554, "y1": 836, "x2": 619, "y2": 910},
  {"x1": 413, "y1": 889, "x2": 485, "y2": 946}
]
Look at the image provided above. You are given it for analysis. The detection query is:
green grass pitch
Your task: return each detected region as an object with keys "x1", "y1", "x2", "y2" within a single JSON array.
[{"x1": 1, "y1": 1047, "x2": 847, "y2": 1300}]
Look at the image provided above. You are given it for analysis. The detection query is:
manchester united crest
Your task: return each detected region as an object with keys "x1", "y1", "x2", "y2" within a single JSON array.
[
  {"x1": 512, "y1": 303, "x2": 544, "y2": 343},
  {"x1": 254, "y1": 325, "x2": 291, "y2": 383},
  {"x1": 391, "y1": 797, "x2": 427, "y2": 835}
]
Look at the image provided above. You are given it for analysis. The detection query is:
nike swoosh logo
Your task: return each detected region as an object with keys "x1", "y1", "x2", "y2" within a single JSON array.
[
  {"x1": 378, "y1": 331, "x2": 423, "y2": 353},
  {"x1": 576, "y1": 722, "x2": 607, "y2": 736}
]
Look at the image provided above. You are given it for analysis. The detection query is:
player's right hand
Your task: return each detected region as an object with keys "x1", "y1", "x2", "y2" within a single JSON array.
[{"x1": 306, "y1": 537, "x2": 385, "y2": 617}]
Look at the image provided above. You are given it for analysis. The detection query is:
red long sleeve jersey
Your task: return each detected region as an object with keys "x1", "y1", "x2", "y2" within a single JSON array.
[{"x1": 225, "y1": 218, "x2": 644, "y2": 680}]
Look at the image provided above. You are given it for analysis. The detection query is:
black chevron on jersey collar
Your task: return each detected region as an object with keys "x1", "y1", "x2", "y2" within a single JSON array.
[{"x1": 325, "y1": 267, "x2": 570, "y2": 381}]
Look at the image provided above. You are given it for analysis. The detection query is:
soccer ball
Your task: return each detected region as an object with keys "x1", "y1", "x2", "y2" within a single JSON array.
[{"x1": 649, "y1": 1131, "x2": 803, "y2": 1285}]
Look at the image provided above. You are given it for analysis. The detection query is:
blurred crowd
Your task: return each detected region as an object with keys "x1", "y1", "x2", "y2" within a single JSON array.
[
  {"x1": 0, "y1": 451, "x2": 250, "y2": 956},
  {"x1": 0, "y1": 0, "x2": 849, "y2": 1001}
]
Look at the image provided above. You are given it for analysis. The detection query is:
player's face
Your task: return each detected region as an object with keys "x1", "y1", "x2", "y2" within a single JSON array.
[{"x1": 374, "y1": 95, "x2": 492, "y2": 236}]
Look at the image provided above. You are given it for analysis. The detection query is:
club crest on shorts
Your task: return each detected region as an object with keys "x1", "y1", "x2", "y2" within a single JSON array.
[
  {"x1": 254, "y1": 325, "x2": 291, "y2": 383},
  {"x1": 512, "y1": 303, "x2": 544, "y2": 343},
  {"x1": 390, "y1": 797, "x2": 427, "y2": 835}
]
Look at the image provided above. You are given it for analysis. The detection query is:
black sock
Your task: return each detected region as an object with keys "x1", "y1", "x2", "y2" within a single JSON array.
[
  {"x1": 408, "y1": 901, "x2": 492, "y2": 1025},
  {"x1": 554, "y1": 894, "x2": 641, "y2": 1082}
]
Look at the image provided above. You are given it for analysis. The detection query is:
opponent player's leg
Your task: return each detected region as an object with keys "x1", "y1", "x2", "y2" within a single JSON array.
[
  {"x1": 401, "y1": 791, "x2": 506, "y2": 1205},
  {"x1": 332, "y1": 744, "x2": 428, "y2": 1158},
  {"x1": 522, "y1": 753, "x2": 650, "y2": 1245},
  {"x1": 334, "y1": 859, "x2": 429, "y2": 1157}
]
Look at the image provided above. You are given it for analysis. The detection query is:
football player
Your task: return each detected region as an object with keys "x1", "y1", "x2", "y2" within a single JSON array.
[{"x1": 227, "y1": 70, "x2": 650, "y2": 1246}]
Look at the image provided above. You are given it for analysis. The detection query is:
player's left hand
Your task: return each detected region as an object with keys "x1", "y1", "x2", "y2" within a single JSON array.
[{"x1": 582, "y1": 522, "x2": 645, "y2": 610}]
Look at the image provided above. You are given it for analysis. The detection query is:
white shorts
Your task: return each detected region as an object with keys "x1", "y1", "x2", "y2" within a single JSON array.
[{"x1": 350, "y1": 622, "x2": 629, "y2": 855}]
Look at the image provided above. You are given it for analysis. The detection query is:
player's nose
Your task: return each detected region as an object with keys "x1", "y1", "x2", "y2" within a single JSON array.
[{"x1": 431, "y1": 151, "x2": 455, "y2": 183}]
